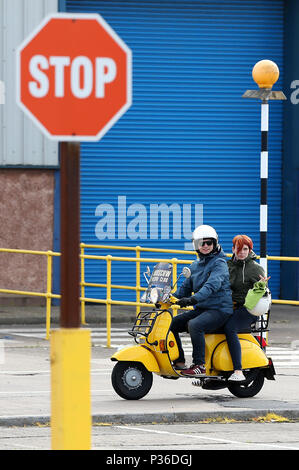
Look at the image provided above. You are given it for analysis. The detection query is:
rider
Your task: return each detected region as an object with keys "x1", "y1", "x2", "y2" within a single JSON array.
[
  {"x1": 223, "y1": 234, "x2": 269, "y2": 382},
  {"x1": 171, "y1": 225, "x2": 233, "y2": 376}
]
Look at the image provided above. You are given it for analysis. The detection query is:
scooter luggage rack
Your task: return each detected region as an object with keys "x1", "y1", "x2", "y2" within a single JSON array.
[
  {"x1": 251, "y1": 310, "x2": 271, "y2": 348},
  {"x1": 251, "y1": 310, "x2": 270, "y2": 332},
  {"x1": 128, "y1": 310, "x2": 157, "y2": 341}
]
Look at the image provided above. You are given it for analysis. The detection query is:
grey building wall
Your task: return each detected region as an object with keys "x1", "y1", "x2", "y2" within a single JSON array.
[
  {"x1": 0, "y1": 1, "x2": 59, "y2": 304},
  {"x1": 0, "y1": 0, "x2": 58, "y2": 167}
]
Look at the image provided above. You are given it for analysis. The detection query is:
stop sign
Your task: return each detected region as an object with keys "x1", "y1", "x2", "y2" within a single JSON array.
[{"x1": 16, "y1": 13, "x2": 132, "y2": 141}]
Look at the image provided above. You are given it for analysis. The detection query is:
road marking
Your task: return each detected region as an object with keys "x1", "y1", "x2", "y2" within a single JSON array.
[
  {"x1": 4, "y1": 443, "x2": 45, "y2": 450},
  {"x1": 115, "y1": 425, "x2": 299, "y2": 451},
  {"x1": 0, "y1": 389, "x2": 110, "y2": 396},
  {"x1": 0, "y1": 369, "x2": 111, "y2": 375}
]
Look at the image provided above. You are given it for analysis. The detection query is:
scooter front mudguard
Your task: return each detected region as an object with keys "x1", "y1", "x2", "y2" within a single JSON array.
[
  {"x1": 212, "y1": 334, "x2": 269, "y2": 372},
  {"x1": 111, "y1": 344, "x2": 160, "y2": 373}
]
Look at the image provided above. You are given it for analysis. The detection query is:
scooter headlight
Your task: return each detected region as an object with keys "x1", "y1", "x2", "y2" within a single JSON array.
[
  {"x1": 162, "y1": 285, "x2": 171, "y2": 302},
  {"x1": 150, "y1": 287, "x2": 160, "y2": 304}
]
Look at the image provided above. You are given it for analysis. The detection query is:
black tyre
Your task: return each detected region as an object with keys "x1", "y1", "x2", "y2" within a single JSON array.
[
  {"x1": 227, "y1": 369, "x2": 265, "y2": 398},
  {"x1": 111, "y1": 361, "x2": 153, "y2": 400}
]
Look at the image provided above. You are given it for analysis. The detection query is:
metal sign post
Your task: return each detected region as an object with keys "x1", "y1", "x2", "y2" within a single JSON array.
[
  {"x1": 16, "y1": 12, "x2": 132, "y2": 450},
  {"x1": 243, "y1": 59, "x2": 286, "y2": 343},
  {"x1": 51, "y1": 141, "x2": 92, "y2": 450},
  {"x1": 60, "y1": 142, "x2": 80, "y2": 328}
]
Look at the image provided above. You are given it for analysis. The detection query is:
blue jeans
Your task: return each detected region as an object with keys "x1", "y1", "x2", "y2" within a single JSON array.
[
  {"x1": 222, "y1": 306, "x2": 256, "y2": 370},
  {"x1": 171, "y1": 308, "x2": 231, "y2": 365}
]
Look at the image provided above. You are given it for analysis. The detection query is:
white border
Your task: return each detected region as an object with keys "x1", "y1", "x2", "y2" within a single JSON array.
[{"x1": 16, "y1": 13, "x2": 132, "y2": 142}]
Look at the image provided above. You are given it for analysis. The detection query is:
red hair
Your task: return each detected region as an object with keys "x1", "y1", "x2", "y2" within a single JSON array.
[{"x1": 232, "y1": 235, "x2": 253, "y2": 253}]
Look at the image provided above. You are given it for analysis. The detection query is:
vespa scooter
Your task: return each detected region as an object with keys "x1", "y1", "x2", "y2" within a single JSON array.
[{"x1": 111, "y1": 262, "x2": 275, "y2": 400}]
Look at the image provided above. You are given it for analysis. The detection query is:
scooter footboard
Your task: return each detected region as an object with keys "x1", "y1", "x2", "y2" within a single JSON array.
[
  {"x1": 211, "y1": 334, "x2": 269, "y2": 372},
  {"x1": 111, "y1": 344, "x2": 160, "y2": 372}
]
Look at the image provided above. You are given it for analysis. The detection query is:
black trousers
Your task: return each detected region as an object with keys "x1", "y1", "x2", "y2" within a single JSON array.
[
  {"x1": 222, "y1": 306, "x2": 256, "y2": 370},
  {"x1": 171, "y1": 308, "x2": 231, "y2": 365}
]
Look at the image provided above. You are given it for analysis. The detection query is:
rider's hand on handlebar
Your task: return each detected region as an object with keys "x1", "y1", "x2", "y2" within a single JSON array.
[{"x1": 176, "y1": 296, "x2": 197, "y2": 308}]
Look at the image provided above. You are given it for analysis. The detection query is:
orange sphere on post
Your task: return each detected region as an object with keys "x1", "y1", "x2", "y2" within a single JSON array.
[{"x1": 252, "y1": 60, "x2": 279, "y2": 89}]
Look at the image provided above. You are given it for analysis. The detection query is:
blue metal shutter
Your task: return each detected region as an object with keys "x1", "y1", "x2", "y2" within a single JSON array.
[{"x1": 64, "y1": 0, "x2": 284, "y2": 300}]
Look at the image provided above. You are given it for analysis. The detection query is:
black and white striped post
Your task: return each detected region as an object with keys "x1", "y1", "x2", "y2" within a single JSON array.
[
  {"x1": 260, "y1": 99, "x2": 269, "y2": 275},
  {"x1": 243, "y1": 60, "x2": 286, "y2": 343},
  {"x1": 243, "y1": 59, "x2": 286, "y2": 277}
]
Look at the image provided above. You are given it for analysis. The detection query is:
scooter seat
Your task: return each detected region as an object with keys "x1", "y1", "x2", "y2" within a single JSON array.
[{"x1": 213, "y1": 327, "x2": 253, "y2": 334}]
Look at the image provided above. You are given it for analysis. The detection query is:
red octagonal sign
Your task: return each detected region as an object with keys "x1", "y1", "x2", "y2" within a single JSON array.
[{"x1": 16, "y1": 13, "x2": 132, "y2": 141}]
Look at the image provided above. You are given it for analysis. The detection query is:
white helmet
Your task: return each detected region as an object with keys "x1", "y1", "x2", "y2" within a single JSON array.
[
  {"x1": 192, "y1": 225, "x2": 218, "y2": 252},
  {"x1": 247, "y1": 291, "x2": 272, "y2": 316}
]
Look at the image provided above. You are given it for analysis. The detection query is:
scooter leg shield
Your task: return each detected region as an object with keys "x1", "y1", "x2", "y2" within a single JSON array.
[
  {"x1": 212, "y1": 334, "x2": 269, "y2": 371},
  {"x1": 111, "y1": 345, "x2": 160, "y2": 373}
]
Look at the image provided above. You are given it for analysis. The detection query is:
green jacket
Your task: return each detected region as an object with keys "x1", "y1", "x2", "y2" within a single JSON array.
[{"x1": 227, "y1": 251, "x2": 265, "y2": 305}]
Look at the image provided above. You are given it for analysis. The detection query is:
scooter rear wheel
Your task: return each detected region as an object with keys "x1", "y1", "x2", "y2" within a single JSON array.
[
  {"x1": 111, "y1": 361, "x2": 153, "y2": 400},
  {"x1": 227, "y1": 368, "x2": 264, "y2": 398}
]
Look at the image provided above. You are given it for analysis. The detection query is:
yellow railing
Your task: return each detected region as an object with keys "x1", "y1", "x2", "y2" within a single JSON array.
[
  {"x1": 80, "y1": 255, "x2": 195, "y2": 347},
  {"x1": 80, "y1": 243, "x2": 196, "y2": 326},
  {"x1": 0, "y1": 248, "x2": 61, "y2": 339},
  {"x1": 0, "y1": 245, "x2": 299, "y2": 345}
]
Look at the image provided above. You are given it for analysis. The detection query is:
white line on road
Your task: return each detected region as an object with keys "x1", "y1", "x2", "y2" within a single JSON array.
[
  {"x1": 115, "y1": 425, "x2": 299, "y2": 451},
  {"x1": 0, "y1": 369, "x2": 111, "y2": 375},
  {"x1": 0, "y1": 389, "x2": 110, "y2": 396}
]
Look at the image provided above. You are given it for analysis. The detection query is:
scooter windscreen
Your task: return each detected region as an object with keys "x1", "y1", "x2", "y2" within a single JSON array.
[{"x1": 143, "y1": 262, "x2": 173, "y2": 304}]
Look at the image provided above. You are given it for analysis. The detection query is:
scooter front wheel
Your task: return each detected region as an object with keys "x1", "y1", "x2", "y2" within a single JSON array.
[
  {"x1": 227, "y1": 368, "x2": 264, "y2": 398},
  {"x1": 111, "y1": 361, "x2": 153, "y2": 400}
]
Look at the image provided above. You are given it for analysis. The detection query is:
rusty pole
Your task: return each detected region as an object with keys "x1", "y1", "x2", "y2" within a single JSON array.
[
  {"x1": 60, "y1": 141, "x2": 80, "y2": 328},
  {"x1": 52, "y1": 141, "x2": 91, "y2": 450}
]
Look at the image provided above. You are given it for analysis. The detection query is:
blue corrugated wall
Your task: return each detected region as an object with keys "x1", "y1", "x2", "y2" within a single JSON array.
[
  {"x1": 62, "y1": 0, "x2": 284, "y2": 301},
  {"x1": 282, "y1": 0, "x2": 299, "y2": 301}
]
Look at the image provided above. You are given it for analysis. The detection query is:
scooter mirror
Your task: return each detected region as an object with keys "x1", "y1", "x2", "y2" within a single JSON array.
[{"x1": 182, "y1": 267, "x2": 191, "y2": 278}]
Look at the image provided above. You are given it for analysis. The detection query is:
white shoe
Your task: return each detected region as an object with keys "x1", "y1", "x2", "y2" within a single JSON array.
[{"x1": 228, "y1": 371, "x2": 246, "y2": 382}]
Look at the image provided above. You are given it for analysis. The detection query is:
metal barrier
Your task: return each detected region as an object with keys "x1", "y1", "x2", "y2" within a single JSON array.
[
  {"x1": 0, "y1": 248, "x2": 60, "y2": 339},
  {"x1": 80, "y1": 244, "x2": 196, "y2": 346},
  {"x1": 0, "y1": 245, "x2": 299, "y2": 345}
]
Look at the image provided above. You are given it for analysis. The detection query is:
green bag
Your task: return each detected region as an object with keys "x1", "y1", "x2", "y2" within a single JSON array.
[{"x1": 244, "y1": 281, "x2": 267, "y2": 311}]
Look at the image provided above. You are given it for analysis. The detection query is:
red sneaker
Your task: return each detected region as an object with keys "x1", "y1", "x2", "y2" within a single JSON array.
[{"x1": 181, "y1": 364, "x2": 206, "y2": 377}]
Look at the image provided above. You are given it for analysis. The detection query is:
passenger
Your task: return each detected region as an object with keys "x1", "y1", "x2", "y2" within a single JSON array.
[
  {"x1": 223, "y1": 235, "x2": 270, "y2": 382},
  {"x1": 171, "y1": 225, "x2": 233, "y2": 377}
]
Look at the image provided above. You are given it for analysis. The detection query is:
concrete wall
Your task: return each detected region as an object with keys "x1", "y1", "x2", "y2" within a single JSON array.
[{"x1": 0, "y1": 169, "x2": 55, "y2": 303}]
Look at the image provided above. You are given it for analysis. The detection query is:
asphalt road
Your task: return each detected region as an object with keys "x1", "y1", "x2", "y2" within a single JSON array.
[
  {"x1": 1, "y1": 421, "x2": 299, "y2": 451},
  {"x1": 0, "y1": 303, "x2": 299, "y2": 452}
]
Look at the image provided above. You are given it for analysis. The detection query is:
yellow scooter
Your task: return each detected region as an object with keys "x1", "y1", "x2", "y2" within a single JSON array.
[{"x1": 111, "y1": 262, "x2": 275, "y2": 400}]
